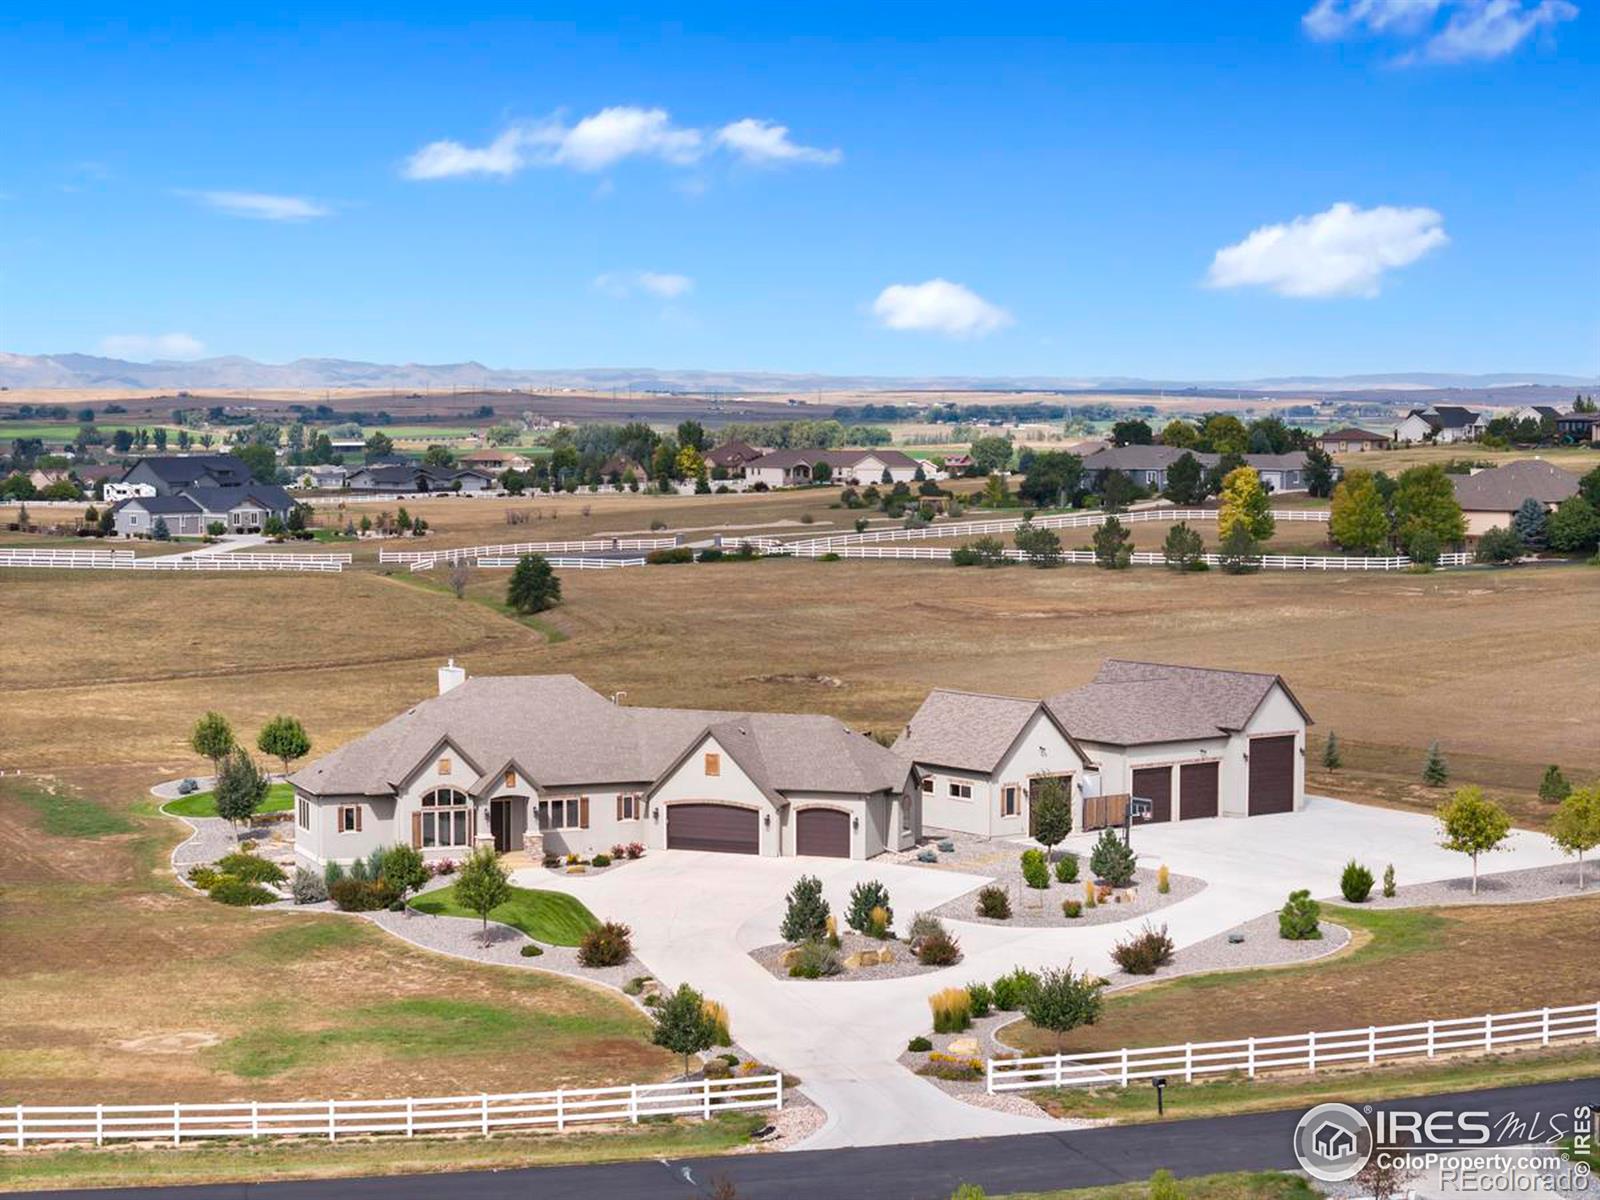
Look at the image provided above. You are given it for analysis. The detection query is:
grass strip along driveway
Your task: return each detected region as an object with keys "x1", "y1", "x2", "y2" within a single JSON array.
[
  {"x1": 161, "y1": 781, "x2": 295, "y2": 818},
  {"x1": 410, "y1": 883, "x2": 601, "y2": 946}
]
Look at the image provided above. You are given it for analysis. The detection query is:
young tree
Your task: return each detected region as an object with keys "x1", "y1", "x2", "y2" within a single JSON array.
[
  {"x1": 1091, "y1": 516, "x2": 1132, "y2": 569},
  {"x1": 1161, "y1": 452, "x2": 1207, "y2": 505},
  {"x1": 213, "y1": 748, "x2": 269, "y2": 834},
  {"x1": 256, "y1": 715, "x2": 311, "y2": 776},
  {"x1": 1015, "y1": 520, "x2": 1064, "y2": 567},
  {"x1": 1161, "y1": 521, "x2": 1204, "y2": 571},
  {"x1": 1216, "y1": 522, "x2": 1261, "y2": 574},
  {"x1": 1217, "y1": 466, "x2": 1275, "y2": 542},
  {"x1": 1549, "y1": 785, "x2": 1600, "y2": 890},
  {"x1": 1303, "y1": 447, "x2": 1336, "y2": 498},
  {"x1": 651, "y1": 983, "x2": 721, "y2": 1077},
  {"x1": 779, "y1": 874, "x2": 831, "y2": 943},
  {"x1": 448, "y1": 558, "x2": 471, "y2": 599},
  {"x1": 1322, "y1": 732, "x2": 1342, "y2": 771},
  {"x1": 1422, "y1": 741, "x2": 1449, "y2": 787},
  {"x1": 455, "y1": 845, "x2": 512, "y2": 946},
  {"x1": 190, "y1": 711, "x2": 236, "y2": 774},
  {"x1": 1098, "y1": 469, "x2": 1137, "y2": 512},
  {"x1": 1089, "y1": 828, "x2": 1136, "y2": 887},
  {"x1": 363, "y1": 431, "x2": 395, "y2": 462},
  {"x1": 981, "y1": 473, "x2": 1010, "y2": 509},
  {"x1": 1329, "y1": 470, "x2": 1389, "y2": 554},
  {"x1": 1017, "y1": 451, "x2": 1084, "y2": 508},
  {"x1": 1538, "y1": 765, "x2": 1571, "y2": 804},
  {"x1": 379, "y1": 844, "x2": 430, "y2": 906},
  {"x1": 1023, "y1": 965, "x2": 1104, "y2": 1051},
  {"x1": 1031, "y1": 778, "x2": 1072, "y2": 855},
  {"x1": 1437, "y1": 785, "x2": 1511, "y2": 894},
  {"x1": 506, "y1": 553, "x2": 562, "y2": 614},
  {"x1": 1546, "y1": 495, "x2": 1600, "y2": 554},
  {"x1": 1393, "y1": 465, "x2": 1466, "y2": 551},
  {"x1": 1510, "y1": 497, "x2": 1548, "y2": 550}
]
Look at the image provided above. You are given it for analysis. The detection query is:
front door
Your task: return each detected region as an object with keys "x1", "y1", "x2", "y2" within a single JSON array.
[{"x1": 489, "y1": 798, "x2": 514, "y2": 852}]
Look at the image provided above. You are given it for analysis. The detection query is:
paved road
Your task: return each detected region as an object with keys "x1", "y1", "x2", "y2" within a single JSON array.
[{"x1": 21, "y1": 1076, "x2": 1596, "y2": 1199}]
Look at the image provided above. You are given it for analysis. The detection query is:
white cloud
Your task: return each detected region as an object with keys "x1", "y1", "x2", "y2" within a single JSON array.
[
  {"x1": 594, "y1": 270, "x2": 695, "y2": 300},
  {"x1": 99, "y1": 333, "x2": 207, "y2": 361},
  {"x1": 190, "y1": 191, "x2": 331, "y2": 221},
  {"x1": 1302, "y1": 0, "x2": 1577, "y2": 61},
  {"x1": 714, "y1": 118, "x2": 841, "y2": 166},
  {"x1": 403, "y1": 106, "x2": 837, "y2": 180},
  {"x1": 871, "y1": 279, "x2": 1013, "y2": 338},
  {"x1": 1206, "y1": 202, "x2": 1448, "y2": 299}
]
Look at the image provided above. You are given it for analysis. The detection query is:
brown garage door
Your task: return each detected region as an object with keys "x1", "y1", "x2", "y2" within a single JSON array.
[
  {"x1": 667, "y1": 803, "x2": 759, "y2": 854},
  {"x1": 1179, "y1": 761, "x2": 1219, "y2": 820},
  {"x1": 1248, "y1": 736, "x2": 1296, "y2": 815},
  {"x1": 796, "y1": 808, "x2": 851, "y2": 858},
  {"x1": 1130, "y1": 767, "x2": 1172, "y2": 823}
]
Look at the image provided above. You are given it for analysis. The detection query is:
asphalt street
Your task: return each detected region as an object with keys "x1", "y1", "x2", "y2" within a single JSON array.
[{"x1": 17, "y1": 1075, "x2": 1597, "y2": 1200}]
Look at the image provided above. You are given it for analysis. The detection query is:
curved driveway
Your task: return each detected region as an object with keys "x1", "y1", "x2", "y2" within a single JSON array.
[{"x1": 517, "y1": 795, "x2": 1569, "y2": 1150}]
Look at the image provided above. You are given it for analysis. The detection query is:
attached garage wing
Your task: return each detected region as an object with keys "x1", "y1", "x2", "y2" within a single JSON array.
[
  {"x1": 795, "y1": 808, "x2": 851, "y2": 858},
  {"x1": 1248, "y1": 735, "x2": 1296, "y2": 815},
  {"x1": 1178, "y1": 761, "x2": 1219, "y2": 820},
  {"x1": 1130, "y1": 766, "x2": 1172, "y2": 823},
  {"x1": 667, "y1": 803, "x2": 760, "y2": 854}
]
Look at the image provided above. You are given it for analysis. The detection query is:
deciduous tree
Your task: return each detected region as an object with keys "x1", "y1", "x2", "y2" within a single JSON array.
[
  {"x1": 257, "y1": 715, "x2": 311, "y2": 776},
  {"x1": 651, "y1": 983, "x2": 721, "y2": 1077},
  {"x1": 1549, "y1": 785, "x2": 1600, "y2": 890},
  {"x1": 1393, "y1": 465, "x2": 1466, "y2": 552},
  {"x1": 455, "y1": 845, "x2": 511, "y2": 946},
  {"x1": 1217, "y1": 466, "x2": 1274, "y2": 542},
  {"x1": 1023, "y1": 965, "x2": 1104, "y2": 1051},
  {"x1": 214, "y1": 748, "x2": 269, "y2": 834},
  {"x1": 1031, "y1": 779, "x2": 1072, "y2": 854},
  {"x1": 1437, "y1": 785, "x2": 1511, "y2": 895},
  {"x1": 190, "y1": 711, "x2": 236, "y2": 773},
  {"x1": 1329, "y1": 470, "x2": 1389, "y2": 554}
]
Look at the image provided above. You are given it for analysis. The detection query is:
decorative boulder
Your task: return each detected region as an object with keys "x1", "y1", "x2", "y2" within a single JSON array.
[{"x1": 946, "y1": 1036, "x2": 980, "y2": 1057}]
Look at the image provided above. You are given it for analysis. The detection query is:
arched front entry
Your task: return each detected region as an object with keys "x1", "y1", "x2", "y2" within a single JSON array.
[
  {"x1": 667, "y1": 803, "x2": 760, "y2": 854},
  {"x1": 795, "y1": 807, "x2": 851, "y2": 858}
]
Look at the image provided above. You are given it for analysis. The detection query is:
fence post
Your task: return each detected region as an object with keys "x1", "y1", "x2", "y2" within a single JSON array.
[
  {"x1": 1247, "y1": 1037, "x2": 1256, "y2": 1079},
  {"x1": 1427, "y1": 1020, "x2": 1436, "y2": 1058},
  {"x1": 251, "y1": 1099, "x2": 259, "y2": 1139},
  {"x1": 556, "y1": 1089, "x2": 565, "y2": 1132},
  {"x1": 15, "y1": 1104, "x2": 24, "y2": 1147},
  {"x1": 1308, "y1": 1030, "x2": 1317, "y2": 1073},
  {"x1": 776, "y1": 1071, "x2": 784, "y2": 1111},
  {"x1": 703, "y1": 1079, "x2": 712, "y2": 1119},
  {"x1": 630, "y1": 1083, "x2": 639, "y2": 1123},
  {"x1": 328, "y1": 1099, "x2": 336, "y2": 1142},
  {"x1": 481, "y1": 1094, "x2": 489, "y2": 1137},
  {"x1": 1184, "y1": 1043, "x2": 1193, "y2": 1084},
  {"x1": 1120, "y1": 1048, "x2": 1129, "y2": 1087},
  {"x1": 1543, "y1": 1007, "x2": 1550, "y2": 1047},
  {"x1": 174, "y1": 1102, "x2": 181, "y2": 1146},
  {"x1": 1369, "y1": 1026, "x2": 1377, "y2": 1066},
  {"x1": 406, "y1": 1097, "x2": 414, "y2": 1138},
  {"x1": 95, "y1": 1104, "x2": 103, "y2": 1146},
  {"x1": 986, "y1": 1058, "x2": 994, "y2": 1095}
]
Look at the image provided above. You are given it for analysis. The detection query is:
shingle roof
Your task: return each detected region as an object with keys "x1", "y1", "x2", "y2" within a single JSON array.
[
  {"x1": 1450, "y1": 459, "x2": 1581, "y2": 512},
  {"x1": 1047, "y1": 659, "x2": 1310, "y2": 746},
  {"x1": 121, "y1": 454, "x2": 251, "y2": 487},
  {"x1": 893, "y1": 689, "x2": 1088, "y2": 772},
  {"x1": 1082, "y1": 445, "x2": 1204, "y2": 471},
  {"x1": 112, "y1": 494, "x2": 203, "y2": 515},
  {"x1": 705, "y1": 440, "x2": 763, "y2": 467},
  {"x1": 184, "y1": 484, "x2": 294, "y2": 513},
  {"x1": 1319, "y1": 427, "x2": 1388, "y2": 442},
  {"x1": 749, "y1": 448, "x2": 920, "y2": 471},
  {"x1": 290, "y1": 675, "x2": 907, "y2": 800}
]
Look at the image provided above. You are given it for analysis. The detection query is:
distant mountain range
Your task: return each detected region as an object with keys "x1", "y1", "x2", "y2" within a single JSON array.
[{"x1": 1, "y1": 350, "x2": 1594, "y2": 395}]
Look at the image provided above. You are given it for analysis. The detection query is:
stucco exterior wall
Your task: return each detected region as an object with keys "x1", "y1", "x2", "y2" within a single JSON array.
[
  {"x1": 648, "y1": 733, "x2": 784, "y2": 856},
  {"x1": 293, "y1": 792, "x2": 397, "y2": 867}
]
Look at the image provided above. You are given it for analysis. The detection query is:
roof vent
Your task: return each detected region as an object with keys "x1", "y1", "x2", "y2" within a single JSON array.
[{"x1": 438, "y1": 659, "x2": 466, "y2": 696}]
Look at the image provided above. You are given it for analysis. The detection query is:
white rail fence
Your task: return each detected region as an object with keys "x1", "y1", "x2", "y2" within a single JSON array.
[
  {"x1": 382, "y1": 537, "x2": 678, "y2": 568},
  {"x1": 0, "y1": 548, "x2": 349, "y2": 573},
  {"x1": 0, "y1": 548, "x2": 135, "y2": 568},
  {"x1": 1, "y1": 1072, "x2": 782, "y2": 1148},
  {"x1": 760, "y1": 540, "x2": 1471, "y2": 572},
  {"x1": 987, "y1": 1001, "x2": 1600, "y2": 1094},
  {"x1": 473, "y1": 555, "x2": 647, "y2": 570}
]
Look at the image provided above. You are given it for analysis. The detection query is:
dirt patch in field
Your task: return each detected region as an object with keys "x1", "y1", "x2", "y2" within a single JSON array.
[{"x1": 116, "y1": 1031, "x2": 223, "y2": 1054}]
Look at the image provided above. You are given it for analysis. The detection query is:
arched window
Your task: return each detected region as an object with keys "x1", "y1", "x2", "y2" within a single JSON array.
[{"x1": 419, "y1": 788, "x2": 470, "y2": 848}]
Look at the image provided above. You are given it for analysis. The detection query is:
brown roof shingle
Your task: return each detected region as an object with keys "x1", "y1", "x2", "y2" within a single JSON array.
[{"x1": 1046, "y1": 660, "x2": 1310, "y2": 746}]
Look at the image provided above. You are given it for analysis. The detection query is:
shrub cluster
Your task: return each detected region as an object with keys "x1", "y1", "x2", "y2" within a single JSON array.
[
  {"x1": 991, "y1": 967, "x2": 1041, "y2": 1011},
  {"x1": 965, "y1": 981, "x2": 994, "y2": 1018},
  {"x1": 577, "y1": 921, "x2": 633, "y2": 967},
  {"x1": 976, "y1": 885, "x2": 1012, "y2": 919},
  {"x1": 290, "y1": 866, "x2": 327, "y2": 904},
  {"x1": 915, "y1": 927, "x2": 963, "y2": 966},
  {"x1": 645, "y1": 547, "x2": 695, "y2": 565},
  {"x1": 208, "y1": 877, "x2": 279, "y2": 906},
  {"x1": 787, "y1": 940, "x2": 842, "y2": 979},
  {"x1": 845, "y1": 880, "x2": 893, "y2": 936},
  {"x1": 1020, "y1": 848, "x2": 1050, "y2": 890},
  {"x1": 1061, "y1": 899, "x2": 1082, "y2": 919},
  {"x1": 214, "y1": 849, "x2": 286, "y2": 885},
  {"x1": 1111, "y1": 923, "x2": 1175, "y2": 975},
  {"x1": 907, "y1": 1035, "x2": 932, "y2": 1053},
  {"x1": 188, "y1": 846, "x2": 284, "y2": 906},
  {"x1": 1054, "y1": 853, "x2": 1080, "y2": 884},
  {"x1": 1340, "y1": 860, "x2": 1374, "y2": 903},
  {"x1": 1278, "y1": 889, "x2": 1322, "y2": 941},
  {"x1": 1089, "y1": 829, "x2": 1136, "y2": 887}
]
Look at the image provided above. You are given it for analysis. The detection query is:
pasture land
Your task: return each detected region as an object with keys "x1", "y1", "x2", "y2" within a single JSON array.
[
  {"x1": 1331, "y1": 443, "x2": 1597, "y2": 473},
  {"x1": 0, "y1": 774, "x2": 678, "y2": 1107},
  {"x1": 2, "y1": 553, "x2": 1593, "y2": 822}
]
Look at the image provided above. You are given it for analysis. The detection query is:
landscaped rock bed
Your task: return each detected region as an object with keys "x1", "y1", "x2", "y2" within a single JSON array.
[
  {"x1": 750, "y1": 931, "x2": 947, "y2": 982},
  {"x1": 1333, "y1": 862, "x2": 1597, "y2": 910},
  {"x1": 897, "y1": 1014, "x2": 1086, "y2": 1123},
  {"x1": 931, "y1": 865, "x2": 1205, "y2": 929},
  {"x1": 1090, "y1": 909, "x2": 1352, "y2": 996}
]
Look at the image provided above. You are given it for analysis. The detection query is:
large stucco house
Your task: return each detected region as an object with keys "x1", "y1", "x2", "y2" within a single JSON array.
[
  {"x1": 1080, "y1": 446, "x2": 1320, "y2": 494},
  {"x1": 1450, "y1": 458, "x2": 1581, "y2": 539},
  {"x1": 107, "y1": 453, "x2": 294, "y2": 536},
  {"x1": 896, "y1": 660, "x2": 1311, "y2": 836},
  {"x1": 292, "y1": 658, "x2": 1312, "y2": 870},
  {"x1": 290, "y1": 666, "x2": 917, "y2": 869},
  {"x1": 742, "y1": 448, "x2": 922, "y2": 488}
]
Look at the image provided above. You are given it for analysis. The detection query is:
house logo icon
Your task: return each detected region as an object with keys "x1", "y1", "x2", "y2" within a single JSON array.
[{"x1": 1293, "y1": 1102, "x2": 1372, "y2": 1182}]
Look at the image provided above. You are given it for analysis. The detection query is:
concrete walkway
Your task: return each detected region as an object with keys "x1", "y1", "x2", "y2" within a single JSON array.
[{"x1": 515, "y1": 795, "x2": 1573, "y2": 1151}]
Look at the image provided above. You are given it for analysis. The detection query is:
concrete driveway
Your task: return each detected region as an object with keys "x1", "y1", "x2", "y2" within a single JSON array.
[{"x1": 516, "y1": 795, "x2": 1570, "y2": 1150}]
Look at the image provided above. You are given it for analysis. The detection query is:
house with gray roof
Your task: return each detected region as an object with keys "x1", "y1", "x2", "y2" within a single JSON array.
[
  {"x1": 1451, "y1": 458, "x2": 1581, "y2": 538},
  {"x1": 117, "y1": 453, "x2": 254, "y2": 495},
  {"x1": 894, "y1": 691, "x2": 1093, "y2": 839},
  {"x1": 1081, "y1": 446, "x2": 1318, "y2": 494},
  {"x1": 109, "y1": 483, "x2": 294, "y2": 537},
  {"x1": 289, "y1": 665, "x2": 918, "y2": 867},
  {"x1": 743, "y1": 448, "x2": 922, "y2": 488}
]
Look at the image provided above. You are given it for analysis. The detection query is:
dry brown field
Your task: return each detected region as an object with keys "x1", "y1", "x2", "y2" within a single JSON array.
[{"x1": 1332, "y1": 443, "x2": 1598, "y2": 473}]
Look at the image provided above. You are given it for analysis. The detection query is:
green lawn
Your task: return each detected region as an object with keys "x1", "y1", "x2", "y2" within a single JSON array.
[
  {"x1": 410, "y1": 884, "x2": 600, "y2": 946},
  {"x1": 163, "y1": 782, "x2": 295, "y2": 819},
  {"x1": 999, "y1": 1171, "x2": 1316, "y2": 1200},
  {"x1": 18, "y1": 782, "x2": 136, "y2": 838}
]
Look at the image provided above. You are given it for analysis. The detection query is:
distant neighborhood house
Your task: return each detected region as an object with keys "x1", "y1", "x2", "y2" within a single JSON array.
[
  {"x1": 1314, "y1": 427, "x2": 1390, "y2": 453},
  {"x1": 1450, "y1": 458, "x2": 1582, "y2": 538},
  {"x1": 343, "y1": 463, "x2": 495, "y2": 493},
  {"x1": 742, "y1": 448, "x2": 923, "y2": 488},
  {"x1": 1391, "y1": 405, "x2": 1488, "y2": 445},
  {"x1": 1080, "y1": 446, "x2": 1319, "y2": 493},
  {"x1": 107, "y1": 454, "x2": 295, "y2": 537}
]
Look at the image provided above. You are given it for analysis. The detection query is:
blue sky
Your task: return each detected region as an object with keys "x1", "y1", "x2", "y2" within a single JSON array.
[{"x1": 2, "y1": 3, "x2": 1595, "y2": 378}]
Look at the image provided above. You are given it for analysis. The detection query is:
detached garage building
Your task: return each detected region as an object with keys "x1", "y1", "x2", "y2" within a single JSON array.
[{"x1": 1045, "y1": 660, "x2": 1312, "y2": 828}]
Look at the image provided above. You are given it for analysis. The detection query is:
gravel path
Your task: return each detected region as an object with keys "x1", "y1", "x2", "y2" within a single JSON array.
[
  {"x1": 750, "y1": 932, "x2": 945, "y2": 982},
  {"x1": 932, "y1": 865, "x2": 1204, "y2": 929},
  {"x1": 365, "y1": 907, "x2": 645, "y2": 992},
  {"x1": 1331, "y1": 861, "x2": 1597, "y2": 909},
  {"x1": 1096, "y1": 909, "x2": 1353, "y2": 994}
]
